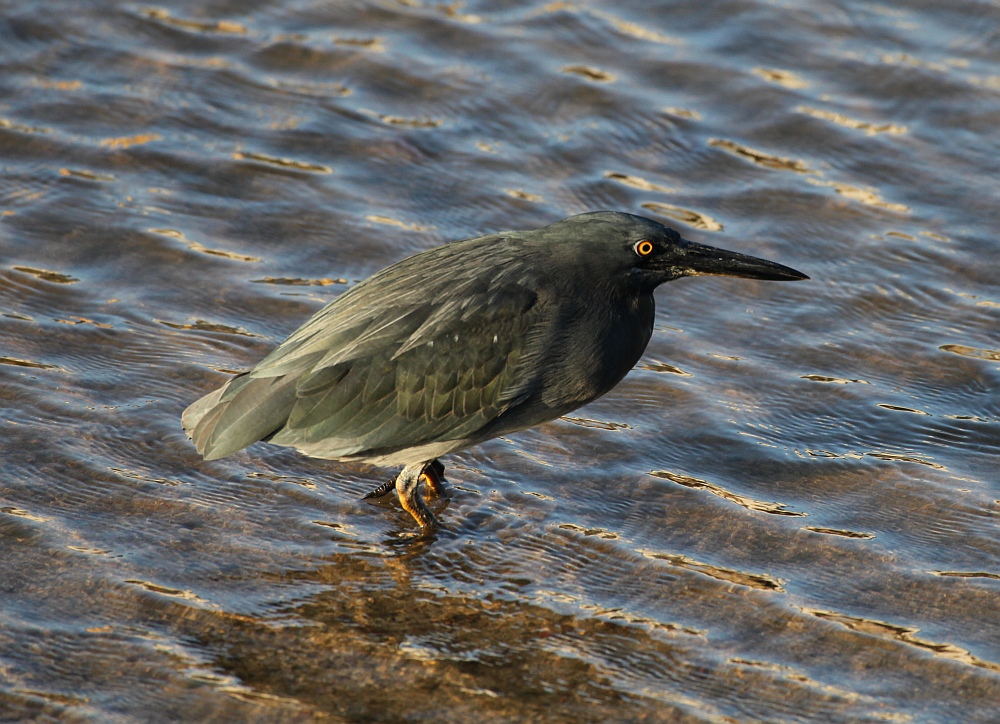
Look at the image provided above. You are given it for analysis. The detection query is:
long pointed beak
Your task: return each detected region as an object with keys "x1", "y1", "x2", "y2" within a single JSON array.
[{"x1": 671, "y1": 239, "x2": 809, "y2": 281}]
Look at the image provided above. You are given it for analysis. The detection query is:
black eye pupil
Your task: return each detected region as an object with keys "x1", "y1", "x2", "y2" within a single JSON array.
[{"x1": 637, "y1": 241, "x2": 653, "y2": 256}]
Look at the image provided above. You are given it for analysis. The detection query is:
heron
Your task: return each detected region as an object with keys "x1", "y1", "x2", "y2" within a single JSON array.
[{"x1": 183, "y1": 212, "x2": 808, "y2": 528}]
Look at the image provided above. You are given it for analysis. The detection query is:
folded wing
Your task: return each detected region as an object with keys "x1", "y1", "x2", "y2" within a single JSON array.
[{"x1": 183, "y1": 235, "x2": 552, "y2": 462}]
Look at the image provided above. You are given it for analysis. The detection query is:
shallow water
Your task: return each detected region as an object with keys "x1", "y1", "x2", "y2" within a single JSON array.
[{"x1": 2, "y1": 0, "x2": 999, "y2": 721}]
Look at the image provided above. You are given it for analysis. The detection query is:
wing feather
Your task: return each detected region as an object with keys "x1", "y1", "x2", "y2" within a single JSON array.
[
  {"x1": 267, "y1": 283, "x2": 546, "y2": 459},
  {"x1": 185, "y1": 231, "x2": 558, "y2": 463}
]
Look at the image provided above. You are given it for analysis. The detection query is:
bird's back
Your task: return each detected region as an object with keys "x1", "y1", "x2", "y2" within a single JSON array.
[{"x1": 183, "y1": 232, "x2": 558, "y2": 464}]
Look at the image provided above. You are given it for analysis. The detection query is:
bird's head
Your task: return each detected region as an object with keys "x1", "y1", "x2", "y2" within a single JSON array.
[{"x1": 542, "y1": 212, "x2": 809, "y2": 294}]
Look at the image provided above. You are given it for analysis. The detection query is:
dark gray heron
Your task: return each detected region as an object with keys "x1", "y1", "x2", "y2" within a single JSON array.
[{"x1": 183, "y1": 212, "x2": 807, "y2": 528}]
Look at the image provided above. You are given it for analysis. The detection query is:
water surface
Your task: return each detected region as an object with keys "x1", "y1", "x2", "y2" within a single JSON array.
[{"x1": 1, "y1": 0, "x2": 999, "y2": 721}]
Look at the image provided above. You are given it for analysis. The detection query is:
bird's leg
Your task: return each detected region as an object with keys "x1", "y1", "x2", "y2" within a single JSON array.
[
  {"x1": 361, "y1": 477, "x2": 396, "y2": 500},
  {"x1": 420, "y1": 458, "x2": 446, "y2": 499},
  {"x1": 395, "y1": 462, "x2": 439, "y2": 529},
  {"x1": 362, "y1": 459, "x2": 443, "y2": 501}
]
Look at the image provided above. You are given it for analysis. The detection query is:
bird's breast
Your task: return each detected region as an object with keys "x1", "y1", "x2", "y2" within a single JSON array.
[{"x1": 538, "y1": 293, "x2": 655, "y2": 409}]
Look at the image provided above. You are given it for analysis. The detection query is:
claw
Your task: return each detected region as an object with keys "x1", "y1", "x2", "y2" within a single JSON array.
[
  {"x1": 421, "y1": 459, "x2": 446, "y2": 498},
  {"x1": 362, "y1": 460, "x2": 446, "y2": 527},
  {"x1": 396, "y1": 462, "x2": 439, "y2": 529}
]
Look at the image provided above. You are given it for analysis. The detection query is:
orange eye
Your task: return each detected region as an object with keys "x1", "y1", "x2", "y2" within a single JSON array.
[{"x1": 635, "y1": 240, "x2": 654, "y2": 257}]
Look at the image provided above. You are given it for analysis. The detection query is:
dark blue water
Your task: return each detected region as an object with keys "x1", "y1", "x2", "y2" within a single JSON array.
[{"x1": 2, "y1": 1, "x2": 998, "y2": 721}]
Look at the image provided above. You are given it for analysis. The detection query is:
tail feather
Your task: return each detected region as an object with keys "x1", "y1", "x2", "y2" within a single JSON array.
[
  {"x1": 181, "y1": 384, "x2": 225, "y2": 439},
  {"x1": 182, "y1": 373, "x2": 298, "y2": 460}
]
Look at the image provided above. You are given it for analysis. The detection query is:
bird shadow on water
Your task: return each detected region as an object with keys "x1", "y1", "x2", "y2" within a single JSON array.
[
  {"x1": 376, "y1": 495, "x2": 505, "y2": 554},
  {"x1": 379, "y1": 521, "x2": 448, "y2": 555},
  {"x1": 183, "y1": 546, "x2": 683, "y2": 723},
  {"x1": 363, "y1": 479, "x2": 458, "y2": 552}
]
